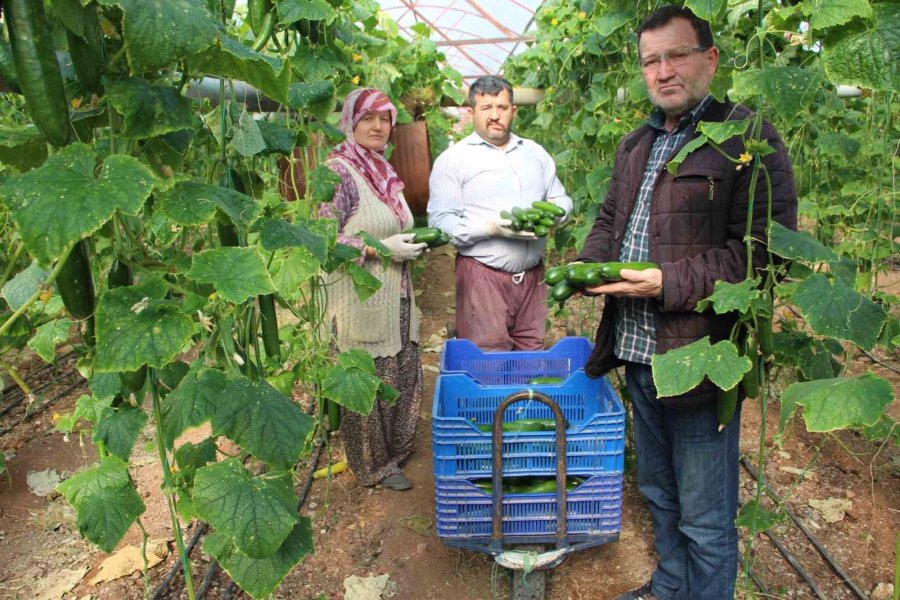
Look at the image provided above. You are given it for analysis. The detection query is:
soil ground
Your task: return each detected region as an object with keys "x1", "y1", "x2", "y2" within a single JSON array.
[{"x1": 0, "y1": 245, "x2": 897, "y2": 600}]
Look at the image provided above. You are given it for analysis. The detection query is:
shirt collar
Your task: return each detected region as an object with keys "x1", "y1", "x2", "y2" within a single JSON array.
[
  {"x1": 648, "y1": 94, "x2": 713, "y2": 133},
  {"x1": 465, "y1": 131, "x2": 523, "y2": 149}
]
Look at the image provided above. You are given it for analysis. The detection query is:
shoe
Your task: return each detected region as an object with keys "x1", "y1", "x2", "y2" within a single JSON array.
[
  {"x1": 613, "y1": 582, "x2": 657, "y2": 600},
  {"x1": 380, "y1": 472, "x2": 412, "y2": 491}
]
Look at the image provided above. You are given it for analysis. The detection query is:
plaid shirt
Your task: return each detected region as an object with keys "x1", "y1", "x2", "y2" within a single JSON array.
[{"x1": 615, "y1": 95, "x2": 713, "y2": 365}]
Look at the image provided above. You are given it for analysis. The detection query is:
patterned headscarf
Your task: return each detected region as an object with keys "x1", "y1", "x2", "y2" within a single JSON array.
[{"x1": 330, "y1": 88, "x2": 408, "y2": 224}]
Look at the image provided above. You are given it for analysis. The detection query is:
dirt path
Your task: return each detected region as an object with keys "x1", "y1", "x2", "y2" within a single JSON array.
[{"x1": 0, "y1": 247, "x2": 896, "y2": 600}]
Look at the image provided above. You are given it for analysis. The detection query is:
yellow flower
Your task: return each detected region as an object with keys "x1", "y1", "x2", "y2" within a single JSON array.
[
  {"x1": 352, "y1": 53, "x2": 362, "y2": 62},
  {"x1": 550, "y1": 18, "x2": 559, "y2": 25},
  {"x1": 578, "y1": 11, "x2": 587, "y2": 19},
  {"x1": 52, "y1": 412, "x2": 61, "y2": 422},
  {"x1": 39, "y1": 288, "x2": 52, "y2": 304},
  {"x1": 71, "y1": 97, "x2": 82, "y2": 109},
  {"x1": 352, "y1": 75, "x2": 360, "y2": 85},
  {"x1": 208, "y1": 292, "x2": 217, "y2": 301},
  {"x1": 738, "y1": 152, "x2": 752, "y2": 163}
]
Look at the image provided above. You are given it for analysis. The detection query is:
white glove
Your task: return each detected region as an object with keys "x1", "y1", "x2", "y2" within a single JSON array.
[
  {"x1": 380, "y1": 233, "x2": 427, "y2": 262},
  {"x1": 484, "y1": 219, "x2": 537, "y2": 240}
]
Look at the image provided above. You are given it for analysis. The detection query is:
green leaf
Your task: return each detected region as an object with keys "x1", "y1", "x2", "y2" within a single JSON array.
[
  {"x1": 107, "y1": 78, "x2": 196, "y2": 139},
  {"x1": 684, "y1": 0, "x2": 725, "y2": 22},
  {"x1": 666, "y1": 136, "x2": 707, "y2": 175},
  {"x1": 651, "y1": 337, "x2": 751, "y2": 397},
  {"x1": 203, "y1": 519, "x2": 313, "y2": 599},
  {"x1": 93, "y1": 404, "x2": 148, "y2": 461},
  {"x1": 817, "y1": 133, "x2": 860, "y2": 158},
  {"x1": 0, "y1": 125, "x2": 48, "y2": 172},
  {"x1": 730, "y1": 68, "x2": 822, "y2": 122},
  {"x1": 95, "y1": 0, "x2": 218, "y2": 73},
  {"x1": 319, "y1": 349, "x2": 381, "y2": 416},
  {"x1": 2, "y1": 262, "x2": 48, "y2": 311},
  {"x1": 28, "y1": 320, "x2": 74, "y2": 363},
  {"x1": 0, "y1": 144, "x2": 156, "y2": 265},
  {"x1": 55, "y1": 393, "x2": 113, "y2": 433},
  {"x1": 806, "y1": 0, "x2": 872, "y2": 30},
  {"x1": 592, "y1": 11, "x2": 633, "y2": 36},
  {"x1": 781, "y1": 373, "x2": 894, "y2": 433},
  {"x1": 736, "y1": 499, "x2": 785, "y2": 532},
  {"x1": 161, "y1": 367, "x2": 230, "y2": 448},
  {"x1": 276, "y1": 0, "x2": 336, "y2": 25},
  {"x1": 287, "y1": 80, "x2": 336, "y2": 110},
  {"x1": 187, "y1": 248, "x2": 276, "y2": 304},
  {"x1": 174, "y1": 438, "x2": 218, "y2": 475},
  {"x1": 695, "y1": 278, "x2": 760, "y2": 315},
  {"x1": 271, "y1": 250, "x2": 320, "y2": 297},
  {"x1": 823, "y1": 15, "x2": 897, "y2": 91},
  {"x1": 193, "y1": 458, "x2": 298, "y2": 558},
  {"x1": 257, "y1": 121, "x2": 296, "y2": 155},
  {"x1": 768, "y1": 221, "x2": 839, "y2": 263},
  {"x1": 191, "y1": 34, "x2": 292, "y2": 105},
  {"x1": 787, "y1": 273, "x2": 887, "y2": 350},
  {"x1": 346, "y1": 262, "x2": 382, "y2": 303},
  {"x1": 258, "y1": 218, "x2": 329, "y2": 265},
  {"x1": 94, "y1": 280, "x2": 196, "y2": 372},
  {"x1": 697, "y1": 119, "x2": 750, "y2": 144},
  {"x1": 157, "y1": 181, "x2": 260, "y2": 229},
  {"x1": 309, "y1": 165, "x2": 342, "y2": 203},
  {"x1": 57, "y1": 456, "x2": 146, "y2": 552},
  {"x1": 212, "y1": 376, "x2": 314, "y2": 469}
]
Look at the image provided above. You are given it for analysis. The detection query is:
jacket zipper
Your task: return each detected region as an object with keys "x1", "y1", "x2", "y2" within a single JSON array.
[{"x1": 707, "y1": 176, "x2": 715, "y2": 201}]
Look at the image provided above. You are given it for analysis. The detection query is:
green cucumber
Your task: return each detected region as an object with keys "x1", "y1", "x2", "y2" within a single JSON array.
[
  {"x1": 57, "y1": 240, "x2": 96, "y2": 345},
  {"x1": 403, "y1": 226, "x2": 447, "y2": 247},
  {"x1": 511, "y1": 206, "x2": 528, "y2": 221},
  {"x1": 716, "y1": 384, "x2": 739, "y2": 431},
  {"x1": 758, "y1": 312, "x2": 774, "y2": 358},
  {"x1": 247, "y1": 0, "x2": 273, "y2": 36},
  {"x1": 527, "y1": 376, "x2": 563, "y2": 384},
  {"x1": 474, "y1": 418, "x2": 556, "y2": 433},
  {"x1": 740, "y1": 334, "x2": 760, "y2": 399},
  {"x1": 544, "y1": 265, "x2": 567, "y2": 286},
  {"x1": 65, "y1": 2, "x2": 104, "y2": 95},
  {"x1": 258, "y1": 293, "x2": 281, "y2": 361},
  {"x1": 597, "y1": 261, "x2": 657, "y2": 282},
  {"x1": 532, "y1": 200, "x2": 566, "y2": 217},
  {"x1": 538, "y1": 216, "x2": 556, "y2": 228},
  {"x1": 565, "y1": 262, "x2": 602, "y2": 285},
  {"x1": 549, "y1": 280, "x2": 576, "y2": 303},
  {"x1": 525, "y1": 209, "x2": 542, "y2": 221},
  {"x1": 6, "y1": 0, "x2": 72, "y2": 146},
  {"x1": 107, "y1": 259, "x2": 134, "y2": 288},
  {"x1": 0, "y1": 39, "x2": 21, "y2": 93},
  {"x1": 533, "y1": 225, "x2": 549, "y2": 237},
  {"x1": 499, "y1": 210, "x2": 514, "y2": 220}
]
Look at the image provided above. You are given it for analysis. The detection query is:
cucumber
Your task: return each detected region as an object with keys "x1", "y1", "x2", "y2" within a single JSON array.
[
  {"x1": 597, "y1": 261, "x2": 658, "y2": 281},
  {"x1": 740, "y1": 334, "x2": 760, "y2": 399},
  {"x1": 403, "y1": 226, "x2": 446, "y2": 247},
  {"x1": 538, "y1": 216, "x2": 556, "y2": 228},
  {"x1": 565, "y1": 262, "x2": 602, "y2": 285},
  {"x1": 107, "y1": 259, "x2": 134, "y2": 288},
  {"x1": 0, "y1": 39, "x2": 21, "y2": 93},
  {"x1": 544, "y1": 265, "x2": 567, "y2": 286},
  {"x1": 499, "y1": 210, "x2": 514, "y2": 220},
  {"x1": 525, "y1": 209, "x2": 542, "y2": 221},
  {"x1": 716, "y1": 384, "x2": 739, "y2": 431},
  {"x1": 474, "y1": 476, "x2": 584, "y2": 495},
  {"x1": 65, "y1": 2, "x2": 104, "y2": 95},
  {"x1": 509, "y1": 218, "x2": 524, "y2": 231},
  {"x1": 57, "y1": 240, "x2": 96, "y2": 345},
  {"x1": 258, "y1": 293, "x2": 281, "y2": 361},
  {"x1": 475, "y1": 418, "x2": 556, "y2": 433},
  {"x1": 432, "y1": 231, "x2": 451, "y2": 248},
  {"x1": 511, "y1": 206, "x2": 528, "y2": 221},
  {"x1": 758, "y1": 312, "x2": 774, "y2": 358},
  {"x1": 549, "y1": 280, "x2": 576, "y2": 303},
  {"x1": 527, "y1": 376, "x2": 563, "y2": 384},
  {"x1": 532, "y1": 200, "x2": 566, "y2": 217},
  {"x1": 533, "y1": 225, "x2": 549, "y2": 237}
]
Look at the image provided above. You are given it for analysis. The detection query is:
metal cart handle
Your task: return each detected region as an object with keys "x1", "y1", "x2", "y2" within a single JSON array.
[{"x1": 491, "y1": 390, "x2": 569, "y2": 552}]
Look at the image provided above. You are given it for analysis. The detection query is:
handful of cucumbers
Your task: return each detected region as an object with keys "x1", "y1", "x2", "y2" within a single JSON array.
[
  {"x1": 545, "y1": 261, "x2": 658, "y2": 304},
  {"x1": 474, "y1": 476, "x2": 585, "y2": 494},
  {"x1": 402, "y1": 226, "x2": 451, "y2": 248},
  {"x1": 500, "y1": 200, "x2": 566, "y2": 238}
]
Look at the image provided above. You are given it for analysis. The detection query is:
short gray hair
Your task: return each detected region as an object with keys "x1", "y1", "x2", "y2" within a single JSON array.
[{"x1": 467, "y1": 76, "x2": 514, "y2": 106}]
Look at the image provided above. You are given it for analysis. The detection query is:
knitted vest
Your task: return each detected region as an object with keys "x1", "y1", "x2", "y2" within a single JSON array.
[{"x1": 325, "y1": 157, "x2": 419, "y2": 358}]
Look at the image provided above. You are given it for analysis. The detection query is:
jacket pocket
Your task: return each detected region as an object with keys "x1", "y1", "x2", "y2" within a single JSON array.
[{"x1": 349, "y1": 306, "x2": 390, "y2": 343}]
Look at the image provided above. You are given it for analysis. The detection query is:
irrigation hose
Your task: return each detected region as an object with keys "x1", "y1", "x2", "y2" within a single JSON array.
[
  {"x1": 151, "y1": 523, "x2": 207, "y2": 600},
  {"x1": 737, "y1": 553, "x2": 772, "y2": 598},
  {"x1": 0, "y1": 378, "x2": 83, "y2": 437},
  {"x1": 741, "y1": 457, "x2": 869, "y2": 600}
]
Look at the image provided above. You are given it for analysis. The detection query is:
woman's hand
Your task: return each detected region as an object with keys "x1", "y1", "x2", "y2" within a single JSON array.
[{"x1": 380, "y1": 233, "x2": 427, "y2": 262}]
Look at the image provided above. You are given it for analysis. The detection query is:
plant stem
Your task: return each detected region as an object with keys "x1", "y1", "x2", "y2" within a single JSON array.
[
  {"x1": 0, "y1": 241, "x2": 25, "y2": 290},
  {"x1": 0, "y1": 358, "x2": 31, "y2": 398},
  {"x1": 149, "y1": 369, "x2": 196, "y2": 600},
  {"x1": 0, "y1": 243, "x2": 74, "y2": 339}
]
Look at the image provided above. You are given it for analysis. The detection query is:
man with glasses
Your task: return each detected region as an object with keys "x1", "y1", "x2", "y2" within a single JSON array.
[{"x1": 576, "y1": 6, "x2": 797, "y2": 600}]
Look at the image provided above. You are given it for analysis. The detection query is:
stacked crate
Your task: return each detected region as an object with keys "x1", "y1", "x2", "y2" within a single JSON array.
[{"x1": 433, "y1": 337, "x2": 625, "y2": 545}]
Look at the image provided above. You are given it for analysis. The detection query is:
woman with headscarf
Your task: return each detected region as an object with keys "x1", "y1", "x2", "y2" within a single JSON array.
[{"x1": 319, "y1": 88, "x2": 426, "y2": 491}]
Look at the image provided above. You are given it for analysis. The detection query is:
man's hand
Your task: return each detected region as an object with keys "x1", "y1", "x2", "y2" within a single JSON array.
[
  {"x1": 485, "y1": 219, "x2": 537, "y2": 240},
  {"x1": 584, "y1": 268, "x2": 663, "y2": 298}
]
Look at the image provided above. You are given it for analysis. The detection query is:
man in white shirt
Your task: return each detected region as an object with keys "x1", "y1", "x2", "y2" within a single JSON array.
[{"x1": 428, "y1": 76, "x2": 572, "y2": 351}]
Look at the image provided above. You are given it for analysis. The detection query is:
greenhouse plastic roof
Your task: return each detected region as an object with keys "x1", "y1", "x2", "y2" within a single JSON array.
[{"x1": 376, "y1": 0, "x2": 541, "y2": 81}]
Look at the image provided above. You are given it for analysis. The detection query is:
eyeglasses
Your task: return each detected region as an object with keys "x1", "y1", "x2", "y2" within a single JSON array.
[{"x1": 639, "y1": 46, "x2": 708, "y2": 70}]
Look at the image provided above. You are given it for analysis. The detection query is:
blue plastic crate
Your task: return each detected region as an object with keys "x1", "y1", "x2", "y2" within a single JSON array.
[
  {"x1": 435, "y1": 474, "x2": 622, "y2": 541},
  {"x1": 432, "y1": 371, "x2": 625, "y2": 478},
  {"x1": 439, "y1": 337, "x2": 593, "y2": 385}
]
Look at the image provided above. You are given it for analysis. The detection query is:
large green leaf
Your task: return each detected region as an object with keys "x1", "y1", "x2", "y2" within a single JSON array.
[
  {"x1": 695, "y1": 278, "x2": 760, "y2": 315},
  {"x1": 258, "y1": 218, "x2": 329, "y2": 265},
  {"x1": 768, "y1": 221, "x2": 839, "y2": 263},
  {"x1": 106, "y1": 78, "x2": 196, "y2": 140},
  {"x1": 823, "y1": 15, "x2": 897, "y2": 91},
  {"x1": 95, "y1": 0, "x2": 218, "y2": 73},
  {"x1": 787, "y1": 273, "x2": 887, "y2": 350},
  {"x1": 287, "y1": 81, "x2": 336, "y2": 110},
  {"x1": 57, "y1": 456, "x2": 146, "y2": 552},
  {"x1": 161, "y1": 367, "x2": 230, "y2": 448},
  {"x1": 0, "y1": 144, "x2": 156, "y2": 265},
  {"x1": 684, "y1": 0, "x2": 725, "y2": 22},
  {"x1": 276, "y1": 0, "x2": 336, "y2": 25},
  {"x1": 346, "y1": 262, "x2": 382, "y2": 303},
  {"x1": 157, "y1": 181, "x2": 260, "y2": 229},
  {"x1": 203, "y1": 519, "x2": 313, "y2": 599},
  {"x1": 190, "y1": 33, "x2": 292, "y2": 105},
  {"x1": 0, "y1": 125, "x2": 47, "y2": 171},
  {"x1": 193, "y1": 458, "x2": 298, "y2": 559},
  {"x1": 319, "y1": 349, "x2": 382, "y2": 416},
  {"x1": 666, "y1": 136, "x2": 707, "y2": 175},
  {"x1": 93, "y1": 404, "x2": 148, "y2": 461},
  {"x1": 212, "y1": 376, "x2": 314, "y2": 469},
  {"x1": 651, "y1": 337, "x2": 751, "y2": 397},
  {"x1": 28, "y1": 319, "x2": 74, "y2": 363},
  {"x1": 257, "y1": 121, "x2": 296, "y2": 155},
  {"x1": 270, "y1": 250, "x2": 320, "y2": 297},
  {"x1": 94, "y1": 280, "x2": 196, "y2": 372},
  {"x1": 736, "y1": 499, "x2": 785, "y2": 532},
  {"x1": 730, "y1": 67, "x2": 821, "y2": 122},
  {"x1": 188, "y1": 248, "x2": 275, "y2": 304},
  {"x1": 805, "y1": 0, "x2": 872, "y2": 30},
  {"x1": 780, "y1": 373, "x2": 893, "y2": 436},
  {"x1": 2, "y1": 262, "x2": 48, "y2": 310},
  {"x1": 697, "y1": 119, "x2": 750, "y2": 144}
]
